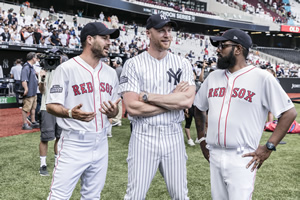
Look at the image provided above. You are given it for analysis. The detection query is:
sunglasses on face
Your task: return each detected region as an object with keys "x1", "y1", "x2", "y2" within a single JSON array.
[{"x1": 218, "y1": 43, "x2": 238, "y2": 50}]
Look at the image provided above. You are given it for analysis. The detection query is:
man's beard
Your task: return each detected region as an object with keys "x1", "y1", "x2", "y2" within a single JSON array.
[
  {"x1": 91, "y1": 43, "x2": 107, "y2": 59},
  {"x1": 217, "y1": 48, "x2": 236, "y2": 70}
]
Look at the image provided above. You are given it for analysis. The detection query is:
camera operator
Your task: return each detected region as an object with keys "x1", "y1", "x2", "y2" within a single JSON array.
[
  {"x1": 21, "y1": 52, "x2": 40, "y2": 130},
  {"x1": 199, "y1": 57, "x2": 216, "y2": 83},
  {"x1": 38, "y1": 50, "x2": 68, "y2": 176}
]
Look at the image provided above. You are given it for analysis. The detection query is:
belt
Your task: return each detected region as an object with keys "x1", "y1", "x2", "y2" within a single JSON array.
[{"x1": 62, "y1": 128, "x2": 108, "y2": 140}]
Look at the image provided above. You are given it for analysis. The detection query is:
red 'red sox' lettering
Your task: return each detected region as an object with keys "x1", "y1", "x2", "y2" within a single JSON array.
[
  {"x1": 100, "y1": 82, "x2": 113, "y2": 96},
  {"x1": 72, "y1": 82, "x2": 113, "y2": 96},
  {"x1": 208, "y1": 87, "x2": 255, "y2": 102}
]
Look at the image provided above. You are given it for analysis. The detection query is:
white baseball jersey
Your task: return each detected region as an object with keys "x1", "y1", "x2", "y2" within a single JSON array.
[
  {"x1": 118, "y1": 51, "x2": 195, "y2": 125},
  {"x1": 119, "y1": 51, "x2": 194, "y2": 200},
  {"x1": 46, "y1": 56, "x2": 119, "y2": 132},
  {"x1": 194, "y1": 65, "x2": 294, "y2": 150}
]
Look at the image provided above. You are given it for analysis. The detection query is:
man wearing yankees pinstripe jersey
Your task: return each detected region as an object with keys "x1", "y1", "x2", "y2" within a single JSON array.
[{"x1": 119, "y1": 13, "x2": 195, "y2": 200}]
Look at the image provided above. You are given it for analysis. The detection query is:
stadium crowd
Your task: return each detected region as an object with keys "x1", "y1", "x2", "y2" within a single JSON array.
[{"x1": 0, "y1": 1, "x2": 299, "y2": 82}]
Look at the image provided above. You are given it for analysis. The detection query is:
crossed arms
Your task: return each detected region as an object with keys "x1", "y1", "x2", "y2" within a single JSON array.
[{"x1": 123, "y1": 81, "x2": 196, "y2": 117}]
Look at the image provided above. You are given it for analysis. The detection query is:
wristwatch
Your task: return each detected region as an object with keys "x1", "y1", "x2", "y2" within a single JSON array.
[
  {"x1": 142, "y1": 93, "x2": 148, "y2": 103},
  {"x1": 266, "y1": 141, "x2": 276, "y2": 151}
]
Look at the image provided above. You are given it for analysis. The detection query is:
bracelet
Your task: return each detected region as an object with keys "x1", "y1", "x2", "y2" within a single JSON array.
[
  {"x1": 199, "y1": 137, "x2": 206, "y2": 144},
  {"x1": 68, "y1": 109, "x2": 73, "y2": 118}
]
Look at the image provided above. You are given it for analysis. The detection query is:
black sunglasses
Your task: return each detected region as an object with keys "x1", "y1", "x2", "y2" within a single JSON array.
[{"x1": 218, "y1": 43, "x2": 238, "y2": 50}]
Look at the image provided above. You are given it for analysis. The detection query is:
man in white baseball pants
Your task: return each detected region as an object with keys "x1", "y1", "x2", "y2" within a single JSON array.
[
  {"x1": 194, "y1": 28, "x2": 297, "y2": 200},
  {"x1": 119, "y1": 14, "x2": 195, "y2": 200},
  {"x1": 46, "y1": 22, "x2": 121, "y2": 200}
]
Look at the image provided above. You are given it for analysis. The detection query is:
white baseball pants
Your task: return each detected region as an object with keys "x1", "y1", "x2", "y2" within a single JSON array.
[
  {"x1": 209, "y1": 146, "x2": 257, "y2": 200},
  {"x1": 124, "y1": 123, "x2": 189, "y2": 200},
  {"x1": 47, "y1": 129, "x2": 109, "y2": 200}
]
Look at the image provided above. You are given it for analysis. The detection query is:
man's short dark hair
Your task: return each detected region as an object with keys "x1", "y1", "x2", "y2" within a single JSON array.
[{"x1": 26, "y1": 52, "x2": 36, "y2": 61}]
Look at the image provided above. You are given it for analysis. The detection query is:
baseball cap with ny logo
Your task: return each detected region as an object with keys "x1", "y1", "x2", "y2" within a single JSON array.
[{"x1": 146, "y1": 13, "x2": 177, "y2": 30}]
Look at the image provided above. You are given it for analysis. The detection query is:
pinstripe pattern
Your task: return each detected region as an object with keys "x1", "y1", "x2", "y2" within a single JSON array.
[
  {"x1": 119, "y1": 51, "x2": 195, "y2": 125},
  {"x1": 124, "y1": 123, "x2": 188, "y2": 200},
  {"x1": 120, "y1": 51, "x2": 192, "y2": 199}
]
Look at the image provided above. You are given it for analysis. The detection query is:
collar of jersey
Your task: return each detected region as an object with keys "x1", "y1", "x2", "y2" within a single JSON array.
[
  {"x1": 225, "y1": 65, "x2": 254, "y2": 78},
  {"x1": 76, "y1": 56, "x2": 102, "y2": 72}
]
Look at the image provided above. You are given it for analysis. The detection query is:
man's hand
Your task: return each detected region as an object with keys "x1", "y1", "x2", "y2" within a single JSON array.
[
  {"x1": 40, "y1": 70, "x2": 46, "y2": 80},
  {"x1": 99, "y1": 98, "x2": 122, "y2": 118},
  {"x1": 71, "y1": 104, "x2": 96, "y2": 122},
  {"x1": 200, "y1": 141, "x2": 210, "y2": 162},
  {"x1": 173, "y1": 81, "x2": 189, "y2": 93},
  {"x1": 242, "y1": 145, "x2": 272, "y2": 172},
  {"x1": 23, "y1": 89, "x2": 28, "y2": 96}
]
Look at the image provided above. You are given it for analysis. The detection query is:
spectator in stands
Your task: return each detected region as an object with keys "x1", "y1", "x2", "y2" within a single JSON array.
[
  {"x1": 42, "y1": 28, "x2": 51, "y2": 46},
  {"x1": 111, "y1": 15, "x2": 119, "y2": 29},
  {"x1": 0, "y1": 17, "x2": 4, "y2": 27},
  {"x1": 24, "y1": 27, "x2": 34, "y2": 45},
  {"x1": 39, "y1": 37, "x2": 47, "y2": 47},
  {"x1": 49, "y1": 5, "x2": 55, "y2": 14},
  {"x1": 1, "y1": 27, "x2": 11, "y2": 42},
  {"x1": 77, "y1": 9, "x2": 84, "y2": 17},
  {"x1": 7, "y1": 8, "x2": 13, "y2": 25},
  {"x1": 110, "y1": 41, "x2": 119, "y2": 53},
  {"x1": 205, "y1": 38, "x2": 209, "y2": 48},
  {"x1": 11, "y1": 29, "x2": 21, "y2": 44},
  {"x1": 181, "y1": 4, "x2": 185, "y2": 12},
  {"x1": 24, "y1": 1, "x2": 30, "y2": 8},
  {"x1": 50, "y1": 30, "x2": 60, "y2": 46},
  {"x1": 19, "y1": 7, "x2": 25, "y2": 17},
  {"x1": 21, "y1": 52, "x2": 39, "y2": 130},
  {"x1": 68, "y1": 34, "x2": 78, "y2": 49},
  {"x1": 59, "y1": 29, "x2": 68, "y2": 47},
  {"x1": 12, "y1": 12, "x2": 18, "y2": 25},
  {"x1": 119, "y1": 42, "x2": 125, "y2": 54},
  {"x1": 73, "y1": 14, "x2": 78, "y2": 27},
  {"x1": 99, "y1": 11, "x2": 105, "y2": 22},
  {"x1": 133, "y1": 21, "x2": 138, "y2": 36},
  {"x1": 33, "y1": 28, "x2": 42, "y2": 44}
]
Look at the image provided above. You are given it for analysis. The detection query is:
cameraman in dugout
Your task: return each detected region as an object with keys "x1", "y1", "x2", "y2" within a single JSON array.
[{"x1": 37, "y1": 50, "x2": 68, "y2": 176}]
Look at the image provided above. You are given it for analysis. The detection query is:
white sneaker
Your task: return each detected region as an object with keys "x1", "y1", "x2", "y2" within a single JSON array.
[
  {"x1": 112, "y1": 121, "x2": 122, "y2": 127},
  {"x1": 187, "y1": 139, "x2": 195, "y2": 146},
  {"x1": 195, "y1": 138, "x2": 200, "y2": 144},
  {"x1": 107, "y1": 132, "x2": 112, "y2": 138}
]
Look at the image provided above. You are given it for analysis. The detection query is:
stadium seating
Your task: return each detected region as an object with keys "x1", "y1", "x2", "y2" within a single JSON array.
[{"x1": 255, "y1": 46, "x2": 300, "y2": 64}]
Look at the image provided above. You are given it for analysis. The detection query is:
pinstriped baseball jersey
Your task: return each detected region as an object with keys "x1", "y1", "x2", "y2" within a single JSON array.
[
  {"x1": 194, "y1": 65, "x2": 294, "y2": 150},
  {"x1": 46, "y1": 56, "x2": 119, "y2": 132},
  {"x1": 118, "y1": 51, "x2": 195, "y2": 125}
]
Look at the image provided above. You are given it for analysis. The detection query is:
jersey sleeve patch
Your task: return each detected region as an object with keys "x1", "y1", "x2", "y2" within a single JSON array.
[
  {"x1": 50, "y1": 85, "x2": 63, "y2": 93},
  {"x1": 119, "y1": 76, "x2": 129, "y2": 85}
]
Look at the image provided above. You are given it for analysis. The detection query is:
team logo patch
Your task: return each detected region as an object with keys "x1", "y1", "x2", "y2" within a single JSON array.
[
  {"x1": 50, "y1": 85, "x2": 63, "y2": 93},
  {"x1": 167, "y1": 68, "x2": 182, "y2": 85},
  {"x1": 120, "y1": 76, "x2": 128, "y2": 85}
]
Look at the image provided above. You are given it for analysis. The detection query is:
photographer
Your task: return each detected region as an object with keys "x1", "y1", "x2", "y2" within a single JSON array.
[
  {"x1": 38, "y1": 50, "x2": 68, "y2": 176},
  {"x1": 21, "y1": 52, "x2": 39, "y2": 130}
]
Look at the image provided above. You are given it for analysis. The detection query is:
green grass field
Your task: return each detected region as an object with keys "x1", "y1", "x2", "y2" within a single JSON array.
[{"x1": 1, "y1": 105, "x2": 300, "y2": 200}]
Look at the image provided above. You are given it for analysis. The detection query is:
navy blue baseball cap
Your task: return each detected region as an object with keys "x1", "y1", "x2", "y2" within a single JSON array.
[
  {"x1": 210, "y1": 29, "x2": 252, "y2": 49},
  {"x1": 146, "y1": 13, "x2": 177, "y2": 30},
  {"x1": 80, "y1": 22, "x2": 120, "y2": 42}
]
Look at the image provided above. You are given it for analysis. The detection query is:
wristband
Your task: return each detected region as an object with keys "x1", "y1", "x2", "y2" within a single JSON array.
[
  {"x1": 199, "y1": 137, "x2": 206, "y2": 144},
  {"x1": 68, "y1": 109, "x2": 73, "y2": 118}
]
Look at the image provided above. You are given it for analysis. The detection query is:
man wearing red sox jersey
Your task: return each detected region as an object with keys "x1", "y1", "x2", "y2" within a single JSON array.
[
  {"x1": 46, "y1": 22, "x2": 121, "y2": 200},
  {"x1": 194, "y1": 29, "x2": 297, "y2": 200}
]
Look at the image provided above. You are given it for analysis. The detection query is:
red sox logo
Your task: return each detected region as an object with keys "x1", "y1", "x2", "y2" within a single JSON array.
[
  {"x1": 72, "y1": 82, "x2": 113, "y2": 96},
  {"x1": 208, "y1": 87, "x2": 255, "y2": 102}
]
